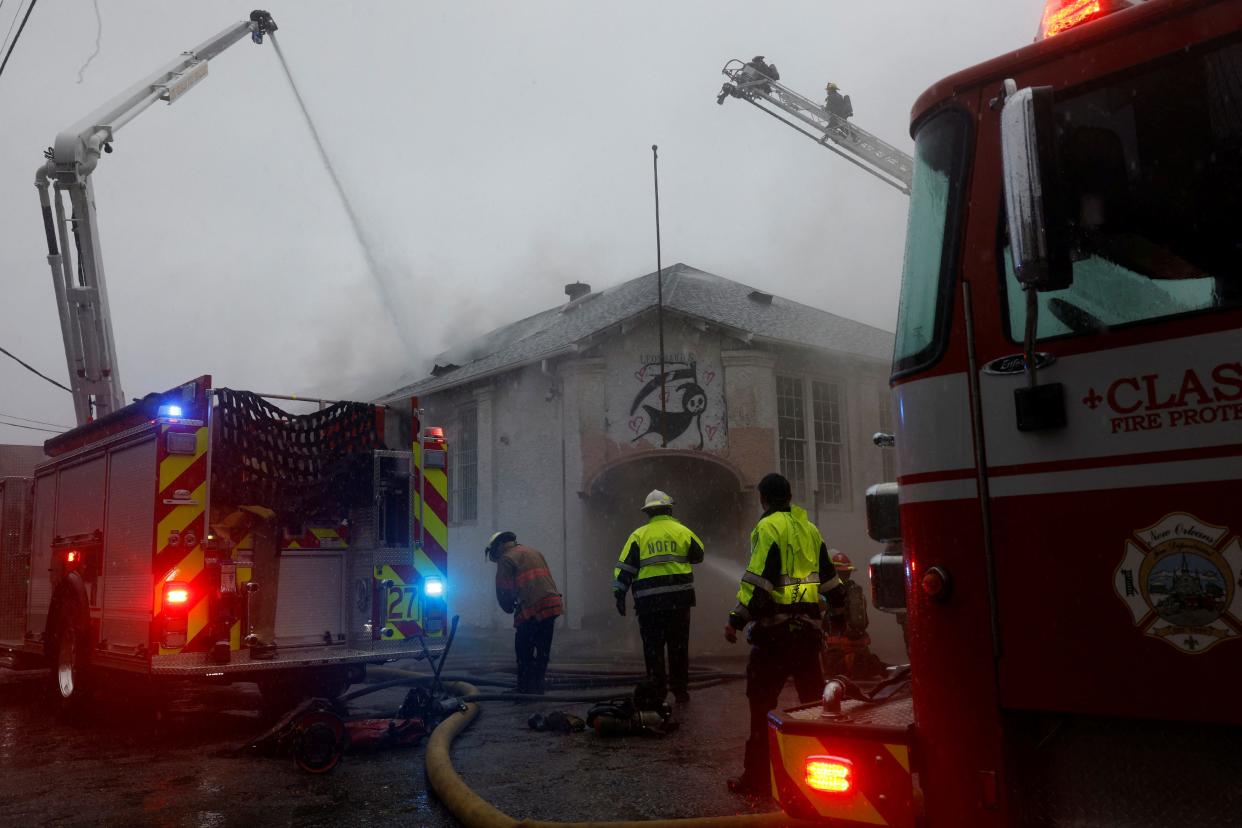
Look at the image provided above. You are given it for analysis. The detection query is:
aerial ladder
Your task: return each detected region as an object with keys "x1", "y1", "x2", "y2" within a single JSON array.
[
  {"x1": 34, "y1": 11, "x2": 278, "y2": 425},
  {"x1": 716, "y1": 58, "x2": 913, "y2": 196}
]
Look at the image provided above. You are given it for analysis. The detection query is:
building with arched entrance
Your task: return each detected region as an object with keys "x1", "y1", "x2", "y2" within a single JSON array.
[{"x1": 378, "y1": 264, "x2": 903, "y2": 662}]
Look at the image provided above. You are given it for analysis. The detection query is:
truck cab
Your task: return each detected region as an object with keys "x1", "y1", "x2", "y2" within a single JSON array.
[{"x1": 769, "y1": 1, "x2": 1242, "y2": 824}]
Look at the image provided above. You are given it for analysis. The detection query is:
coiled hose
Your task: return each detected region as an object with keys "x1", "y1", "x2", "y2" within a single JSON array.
[{"x1": 354, "y1": 668, "x2": 815, "y2": 827}]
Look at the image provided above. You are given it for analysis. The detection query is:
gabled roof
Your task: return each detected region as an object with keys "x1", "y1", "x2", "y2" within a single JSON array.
[{"x1": 379, "y1": 263, "x2": 893, "y2": 400}]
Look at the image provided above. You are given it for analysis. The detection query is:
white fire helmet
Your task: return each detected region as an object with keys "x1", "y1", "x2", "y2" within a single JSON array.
[{"x1": 642, "y1": 490, "x2": 675, "y2": 511}]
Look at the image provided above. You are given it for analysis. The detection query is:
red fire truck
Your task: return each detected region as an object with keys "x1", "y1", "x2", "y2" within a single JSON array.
[
  {"x1": 766, "y1": 0, "x2": 1242, "y2": 824},
  {"x1": 0, "y1": 12, "x2": 452, "y2": 711},
  {"x1": 0, "y1": 378, "x2": 450, "y2": 711}
]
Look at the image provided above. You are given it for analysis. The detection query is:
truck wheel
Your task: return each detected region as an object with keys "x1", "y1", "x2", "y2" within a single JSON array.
[{"x1": 47, "y1": 595, "x2": 91, "y2": 712}]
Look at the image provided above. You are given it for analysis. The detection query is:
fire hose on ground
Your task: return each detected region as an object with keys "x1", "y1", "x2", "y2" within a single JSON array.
[{"x1": 346, "y1": 666, "x2": 817, "y2": 828}]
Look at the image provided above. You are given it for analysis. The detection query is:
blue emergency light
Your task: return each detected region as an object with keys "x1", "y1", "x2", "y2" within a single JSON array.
[
  {"x1": 423, "y1": 578, "x2": 445, "y2": 598},
  {"x1": 157, "y1": 404, "x2": 183, "y2": 418}
]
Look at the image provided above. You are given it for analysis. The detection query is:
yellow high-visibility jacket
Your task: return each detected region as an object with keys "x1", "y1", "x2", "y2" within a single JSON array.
[
  {"x1": 613, "y1": 515, "x2": 704, "y2": 613},
  {"x1": 729, "y1": 505, "x2": 845, "y2": 629}
]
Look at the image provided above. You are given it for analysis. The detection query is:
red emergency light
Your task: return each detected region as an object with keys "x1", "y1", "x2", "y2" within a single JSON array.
[
  {"x1": 1039, "y1": 0, "x2": 1134, "y2": 39},
  {"x1": 164, "y1": 582, "x2": 191, "y2": 606},
  {"x1": 65, "y1": 549, "x2": 79, "y2": 564},
  {"x1": 805, "y1": 756, "x2": 853, "y2": 794}
]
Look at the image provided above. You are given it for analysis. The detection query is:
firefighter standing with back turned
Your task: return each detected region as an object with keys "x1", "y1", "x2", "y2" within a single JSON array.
[
  {"x1": 487, "y1": 531, "x2": 563, "y2": 695},
  {"x1": 613, "y1": 490, "x2": 704, "y2": 703},
  {"x1": 724, "y1": 472, "x2": 847, "y2": 799}
]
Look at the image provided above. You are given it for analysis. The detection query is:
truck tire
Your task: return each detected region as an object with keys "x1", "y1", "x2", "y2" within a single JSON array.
[{"x1": 46, "y1": 594, "x2": 91, "y2": 713}]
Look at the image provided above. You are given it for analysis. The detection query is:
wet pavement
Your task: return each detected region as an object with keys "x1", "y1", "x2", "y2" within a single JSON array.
[{"x1": 0, "y1": 639, "x2": 792, "y2": 826}]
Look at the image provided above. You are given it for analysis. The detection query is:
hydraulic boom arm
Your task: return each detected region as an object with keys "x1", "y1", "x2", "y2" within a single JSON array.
[
  {"x1": 716, "y1": 59, "x2": 913, "y2": 196},
  {"x1": 35, "y1": 10, "x2": 278, "y2": 425}
]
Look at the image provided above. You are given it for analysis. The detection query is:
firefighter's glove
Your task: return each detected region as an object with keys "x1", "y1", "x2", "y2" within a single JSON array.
[
  {"x1": 724, "y1": 624, "x2": 738, "y2": 644},
  {"x1": 614, "y1": 591, "x2": 627, "y2": 617}
]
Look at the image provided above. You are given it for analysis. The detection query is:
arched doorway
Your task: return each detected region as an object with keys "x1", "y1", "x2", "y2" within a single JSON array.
[{"x1": 581, "y1": 451, "x2": 752, "y2": 658}]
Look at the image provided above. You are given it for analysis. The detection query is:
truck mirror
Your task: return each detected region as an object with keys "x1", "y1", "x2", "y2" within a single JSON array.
[
  {"x1": 1000, "y1": 82, "x2": 1072, "y2": 291},
  {"x1": 865, "y1": 483, "x2": 900, "y2": 543}
]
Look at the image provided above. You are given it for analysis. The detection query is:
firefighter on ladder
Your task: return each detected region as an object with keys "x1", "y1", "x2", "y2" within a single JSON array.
[
  {"x1": 820, "y1": 550, "x2": 887, "y2": 680},
  {"x1": 613, "y1": 490, "x2": 705, "y2": 703},
  {"x1": 724, "y1": 473, "x2": 847, "y2": 799}
]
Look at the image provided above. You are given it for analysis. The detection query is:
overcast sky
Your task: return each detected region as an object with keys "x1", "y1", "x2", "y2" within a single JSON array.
[{"x1": 0, "y1": 0, "x2": 1034, "y2": 444}]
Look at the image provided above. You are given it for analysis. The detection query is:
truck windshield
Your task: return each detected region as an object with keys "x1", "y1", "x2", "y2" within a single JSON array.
[
  {"x1": 893, "y1": 109, "x2": 970, "y2": 376},
  {"x1": 1003, "y1": 38, "x2": 1242, "y2": 339}
]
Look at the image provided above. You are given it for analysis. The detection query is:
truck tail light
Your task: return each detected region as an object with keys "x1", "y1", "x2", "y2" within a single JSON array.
[
  {"x1": 161, "y1": 582, "x2": 190, "y2": 648},
  {"x1": 806, "y1": 756, "x2": 853, "y2": 793},
  {"x1": 164, "y1": 582, "x2": 191, "y2": 607}
]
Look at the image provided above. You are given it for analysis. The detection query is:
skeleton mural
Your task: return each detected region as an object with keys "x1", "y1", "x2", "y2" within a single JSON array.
[{"x1": 629, "y1": 360, "x2": 711, "y2": 449}]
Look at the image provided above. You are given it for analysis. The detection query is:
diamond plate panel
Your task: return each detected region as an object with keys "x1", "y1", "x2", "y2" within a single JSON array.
[
  {"x1": 785, "y1": 695, "x2": 915, "y2": 730},
  {"x1": 149, "y1": 641, "x2": 438, "y2": 676}
]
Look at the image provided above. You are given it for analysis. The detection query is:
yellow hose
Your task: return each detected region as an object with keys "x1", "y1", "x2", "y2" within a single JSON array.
[{"x1": 420, "y1": 679, "x2": 817, "y2": 828}]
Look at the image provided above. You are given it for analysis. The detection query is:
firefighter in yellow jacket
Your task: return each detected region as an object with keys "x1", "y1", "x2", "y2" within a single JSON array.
[
  {"x1": 724, "y1": 473, "x2": 847, "y2": 799},
  {"x1": 613, "y1": 490, "x2": 704, "y2": 703},
  {"x1": 488, "y1": 531, "x2": 563, "y2": 694}
]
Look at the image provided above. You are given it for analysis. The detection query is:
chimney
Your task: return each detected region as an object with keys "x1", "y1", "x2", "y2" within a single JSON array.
[{"x1": 564, "y1": 281, "x2": 591, "y2": 302}]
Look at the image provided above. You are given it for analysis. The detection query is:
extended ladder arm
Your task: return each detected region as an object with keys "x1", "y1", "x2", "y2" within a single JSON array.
[
  {"x1": 34, "y1": 10, "x2": 278, "y2": 425},
  {"x1": 716, "y1": 59, "x2": 913, "y2": 196}
]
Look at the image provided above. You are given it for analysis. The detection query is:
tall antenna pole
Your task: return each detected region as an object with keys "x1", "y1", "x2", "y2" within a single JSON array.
[{"x1": 652, "y1": 144, "x2": 667, "y2": 448}]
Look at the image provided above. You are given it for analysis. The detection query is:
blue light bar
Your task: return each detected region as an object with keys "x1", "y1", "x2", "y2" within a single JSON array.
[{"x1": 158, "y1": 404, "x2": 183, "y2": 418}]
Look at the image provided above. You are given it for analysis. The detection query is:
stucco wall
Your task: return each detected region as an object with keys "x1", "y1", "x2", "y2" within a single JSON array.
[{"x1": 418, "y1": 320, "x2": 903, "y2": 662}]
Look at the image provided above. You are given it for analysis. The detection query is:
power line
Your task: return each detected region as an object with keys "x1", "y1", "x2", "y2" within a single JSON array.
[
  {"x1": 0, "y1": 417, "x2": 63, "y2": 434},
  {"x1": 0, "y1": 0, "x2": 38, "y2": 84},
  {"x1": 0, "y1": 410, "x2": 70, "y2": 429},
  {"x1": 0, "y1": 0, "x2": 23, "y2": 59},
  {"x1": 0, "y1": 344, "x2": 72, "y2": 393}
]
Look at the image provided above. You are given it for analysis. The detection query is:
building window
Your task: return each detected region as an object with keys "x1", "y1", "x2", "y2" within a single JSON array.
[
  {"x1": 450, "y1": 407, "x2": 478, "y2": 523},
  {"x1": 811, "y1": 380, "x2": 845, "y2": 506},
  {"x1": 878, "y1": 389, "x2": 896, "y2": 482},
  {"x1": 776, "y1": 375, "x2": 807, "y2": 502}
]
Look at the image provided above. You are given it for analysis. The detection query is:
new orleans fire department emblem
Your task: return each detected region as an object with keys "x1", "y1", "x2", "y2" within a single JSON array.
[{"x1": 1114, "y1": 513, "x2": 1242, "y2": 654}]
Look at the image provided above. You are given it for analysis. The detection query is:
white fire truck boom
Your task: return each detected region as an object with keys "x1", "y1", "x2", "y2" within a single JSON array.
[
  {"x1": 34, "y1": 10, "x2": 278, "y2": 426},
  {"x1": 716, "y1": 58, "x2": 914, "y2": 195}
]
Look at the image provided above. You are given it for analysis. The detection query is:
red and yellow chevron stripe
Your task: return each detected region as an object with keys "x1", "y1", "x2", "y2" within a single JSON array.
[
  {"x1": 769, "y1": 728, "x2": 915, "y2": 826},
  {"x1": 411, "y1": 426, "x2": 448, "y2": 586},
  {"x1": 152, "y1": 423, "x2": 211, "y2": 655}
]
